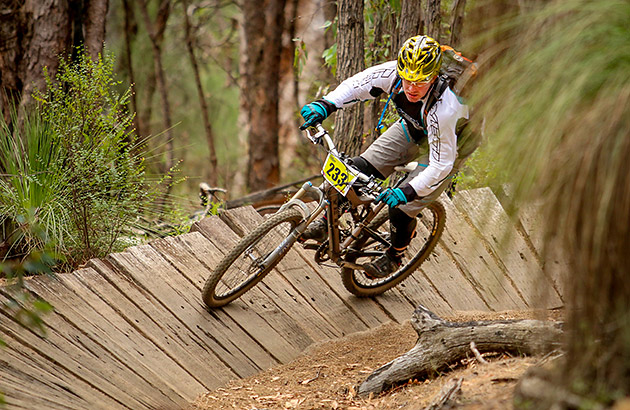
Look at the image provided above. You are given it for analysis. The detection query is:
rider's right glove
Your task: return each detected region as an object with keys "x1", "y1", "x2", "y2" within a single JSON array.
[{"x1": 300, "y1": 99, "x2": 337, "y2": 129}]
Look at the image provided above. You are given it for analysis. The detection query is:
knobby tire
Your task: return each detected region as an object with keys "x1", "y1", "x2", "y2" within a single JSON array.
[
  {"x1": 340, "y1": 200, "x2": 446, "y2": 297},
  {"x1": 202, "y1": 208, "x2": 303, "y2": 308}
]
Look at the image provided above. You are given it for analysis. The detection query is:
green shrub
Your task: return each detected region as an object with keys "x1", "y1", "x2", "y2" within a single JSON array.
[{"x1": 0, "y1": 49, "x2": 166, "y2": 271}]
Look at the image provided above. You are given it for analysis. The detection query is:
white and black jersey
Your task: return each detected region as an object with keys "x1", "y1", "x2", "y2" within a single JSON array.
[{"x1": 323, "y1": 60, "x2": 469, "y2": 198}]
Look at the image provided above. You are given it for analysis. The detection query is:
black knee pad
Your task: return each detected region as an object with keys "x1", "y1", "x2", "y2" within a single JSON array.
[
  {"x1": 349, "y1": 156, "x2": 385, "y2": 180},
  {"x1": 389, "y1": 207, "x2": 417, "y2": 249}
]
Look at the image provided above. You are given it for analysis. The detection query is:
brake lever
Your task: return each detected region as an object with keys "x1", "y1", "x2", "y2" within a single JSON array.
[{"x1": 303, "y1": 124, "x2": 327, "y2": 145}]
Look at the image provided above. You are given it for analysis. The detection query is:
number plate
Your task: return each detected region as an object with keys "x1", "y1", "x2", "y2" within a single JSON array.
[{"x1": 322, "y1": 153, "x2": 358, "y2": 196}]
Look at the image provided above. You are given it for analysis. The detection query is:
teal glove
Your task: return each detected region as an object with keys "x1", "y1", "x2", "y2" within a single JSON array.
[
  {"x1": 300, "y1": 99, "x2": 336, "y2": 129},
  {"x1": 376, "y1": 185, "x2": 417, "y2": 207}
]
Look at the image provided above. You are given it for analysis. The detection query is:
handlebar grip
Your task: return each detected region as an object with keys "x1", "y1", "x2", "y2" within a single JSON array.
[{"x1": 299, "y1": 121, "x2": 322, "y2": 131}]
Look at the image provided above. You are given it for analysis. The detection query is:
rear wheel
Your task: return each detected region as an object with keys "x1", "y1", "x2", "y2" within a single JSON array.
[
  {"x1": 340, "y1": 200, "x2": 446, "y2": 297},
  {"x1": 202, "y1": 208, "x2": 303, "y2": 308}
]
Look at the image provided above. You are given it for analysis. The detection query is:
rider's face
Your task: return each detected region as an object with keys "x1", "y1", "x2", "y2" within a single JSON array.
[{"x1": 402, "y1": 77, "x2": 436, "y2": 103}]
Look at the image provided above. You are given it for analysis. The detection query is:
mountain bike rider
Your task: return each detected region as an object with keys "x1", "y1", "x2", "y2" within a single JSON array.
[{"x1": 300, "y1": 35, "x2": 474, "y2": 278}]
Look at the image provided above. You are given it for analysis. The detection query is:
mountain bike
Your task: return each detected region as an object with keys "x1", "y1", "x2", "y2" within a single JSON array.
[{"x1": 202, "y1": 124, "x2": 445, "y2": 308}]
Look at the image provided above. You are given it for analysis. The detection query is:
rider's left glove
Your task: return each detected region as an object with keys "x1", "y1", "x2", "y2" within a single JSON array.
[
  {"x1": 300, "y1": 99, "x2": 337, "y2": 129},
  {"x1": 376, "y1": 185, "x2": 418, "y2": 207}
]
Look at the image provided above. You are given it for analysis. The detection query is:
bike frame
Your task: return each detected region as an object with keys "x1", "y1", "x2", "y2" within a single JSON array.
[{"x1": 277, "y1": 124, "x2": 392, "y2": 271}]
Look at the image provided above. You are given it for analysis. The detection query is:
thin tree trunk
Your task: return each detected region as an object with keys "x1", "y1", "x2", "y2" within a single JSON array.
[
  {"x1": 397, "y1": 0, "x2": 423, "y2": 52},
  {"x1": 122, "y1": 0, "x2": 143, "y2": 140},
  {"x1": 334, "y1": 0, "x2": 364, "y2": 157},
  {"x1": 241, "y1": 0, "x2": 285, "y2": 191},
  {"x1": 424, "y1": 0, "x2": 441, "y2": 41},
  {"x1": 449, "y1": 0, "x2": 467, "y2": 47},
  {"x1": 83, "y1": 0, "x2": 109, "y2": 60},
  {"x1": 138, "y1": 0, "x2": 174, "y2": 178},
  {"x1": 181, "y1": 0, "x2": 218, "y2": 186}
]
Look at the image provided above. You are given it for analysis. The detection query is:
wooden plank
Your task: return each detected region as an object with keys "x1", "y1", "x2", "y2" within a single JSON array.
[
  {"x1": 104, "y1": 245, "x2": 280, "y2": 376},
  {"x1": 0, "y1": 296, "x2": 161, "y2": 409},
  {"x1": 192, "y1": 216, "x2": 345, "y2": 342},
  {"x1": 503, "y1": 194, "x2": 567, "y2": 298},
  {"x1": 381, "y1": 267, "x2": 454, "y2": 317},
  {"x1": 411, "y1": 240, "x2": 491, "y2": 312},
  {"x1": 0, "y1": 332, "x2": 103, "y2": 410},
  {"x1": 26, "y1": 274, "x2": 195, "y2": 405},
  {"x1": 87, "y1": 257, "x2": 256, "y2": 380},
  {"x1": 292, "y1": 245, "x2": 425, "y2": 323},
  {"x1": 150, "y1": 233, "x2": 315, "y2": 357},
  {"x1": 439, "y1": 195, "x2": 529, "y2": 310},
  {"x1": 453, "y1": 188, "x2": 563, "y2": 308},
  {"x1": 218, "y1": 207, "x2": 369, "y2": 336},
  {"x1": 70, "y1": 266, "x2": 238, "y2": 386},
  {"x1": 53, "y1": 271, "x2": 213, "y2": 398},
  {"x1": 20, "y1": 277, "x2": 185, "y2": 409}
]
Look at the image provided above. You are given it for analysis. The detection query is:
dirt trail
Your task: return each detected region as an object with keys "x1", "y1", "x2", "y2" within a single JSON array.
[{"x1": 190, "y1": 310, "x2": 562, "y2": 410}]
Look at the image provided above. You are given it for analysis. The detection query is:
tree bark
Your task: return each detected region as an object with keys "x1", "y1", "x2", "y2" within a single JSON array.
[
  {"x1": 138, "y1": 0, "x2": 174, "y2": 177},
  {"x1": 0, "y1": 1, "x2": 24, "y2": 123},
  {"x1": 122, "y1": 0, "x2": 143, "y2": 140},
  {"x1": 19, "y1": 0, "x2": 73, "y2": 115},
  {"x1": 449, "y1": 0, "x2": 467, "y2": 47},
  {"x1": 357, "y1": 305, "x2": 563, "y2": 397},
  {"x1": 181, "y1": 0, "x2": 218, "y2": 186},
  {"x1": 397, "y1": 0, "x2": 423, "y2": 52},
  {"x1": 84, "y1": 0, "x2": 109, "y2": 60},
  {"x1": 0, "y1": 0, "x2": 111, "y2": 124},
  {"x1": 241, "y1": 0, "x2": 285, "y2": 191},
  {"x1": 424, "y1": 0, "x2": 441, "y2": 41},
  {"x1": 333, "y1": 0, "x2": 364, "y2": 157}
]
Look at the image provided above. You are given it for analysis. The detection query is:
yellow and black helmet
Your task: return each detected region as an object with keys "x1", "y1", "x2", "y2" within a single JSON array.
[{"x1": 397, "y1": 35, "x2": 442, "y2": 82}]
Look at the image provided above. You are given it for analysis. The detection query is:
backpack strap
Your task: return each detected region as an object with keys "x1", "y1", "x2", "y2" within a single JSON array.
[
  {"x1": 423, "y1": 75, "x2": 449, "y2": 117},
  {"x1": 375, "y1": 78, "x2": 402, "y2": 133}
]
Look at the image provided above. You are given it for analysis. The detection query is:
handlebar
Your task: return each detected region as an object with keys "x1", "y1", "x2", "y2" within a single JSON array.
[
  {"x1": 302, "y1": 123, "x2": 382, "y2": 197},
  {"x1": 303, "y1": 123, "x2": 336, "y2": 153}
]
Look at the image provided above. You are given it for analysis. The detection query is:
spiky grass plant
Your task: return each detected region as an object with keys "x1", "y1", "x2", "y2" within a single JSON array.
[
  {"x1": 468, "y1": 0, "x2": 629, "y2": 405},
  {"x1": 0, "y1": 109, "x2": 71, "y2": 259}
]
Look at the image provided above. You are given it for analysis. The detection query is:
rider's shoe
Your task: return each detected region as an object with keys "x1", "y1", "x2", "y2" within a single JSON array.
[
  {"x1": 363, "y1": 249, "x2": 402, "y2": 278},
  {"x1": 301, "y1": 218, "x2": 328, "y2": 243}
]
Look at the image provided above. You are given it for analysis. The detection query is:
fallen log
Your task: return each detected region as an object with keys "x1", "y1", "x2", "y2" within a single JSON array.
[{"x1": 358, "y1": 305, "x2": 563, "y2": 397}]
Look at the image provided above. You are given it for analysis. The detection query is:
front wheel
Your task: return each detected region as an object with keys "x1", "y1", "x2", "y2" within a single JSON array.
[
  {"x1": 340, "y1": 200, "x2": 446, "y2": 297},
  {"x1": 202, "y1": 208, "x2": 303, "y2": 308}
]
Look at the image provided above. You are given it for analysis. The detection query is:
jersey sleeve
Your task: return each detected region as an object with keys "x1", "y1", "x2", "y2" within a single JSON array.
[
  {"x1": 408, "y1": 88, "x2": 469, "y2": 197},
  {"x1": 323, "y1": 61, "x2": 398, "y2": 109}
]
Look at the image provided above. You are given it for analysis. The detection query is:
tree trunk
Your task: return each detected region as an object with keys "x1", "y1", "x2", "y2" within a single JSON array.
[
  {"x1": 138, "y1": 0, "x2": 174, "y2": 178},
  {"x1": 0, "y1": 1, "x2": 24, "y2": 123},
  {"x1": 241, "y1": 0, "x2": 285, "y2": 191},
  {"x1": 122, "y1": 0, "x2": 143, "y2": 140},
  {"x1": 358, "y1": 305, "x2": 563, "y2": 397},
  {"x1": 83, "y1": 0, "x2": 109, "y2": 60},
  {"x1": 424, "y1": 0, "x2": 441, "y2": 41},
  {"x1": 181, "y1": 0, "x2": 218, "y2": 186},
  {"x1": 333, "y1": 0, "x2": 364, "y2": 157},
  {"x1": 18, "y1": 0, "x2": 73, "y2": 115},
  {"x1": 0, "y1": 0, "x2": 111, "y2": 124},
  {"x1": 449, "y1": 0, "x2": 467, "y2": 47},
  {"x1": 397, "y1": 0, "x2": 423, "y2": 52}
]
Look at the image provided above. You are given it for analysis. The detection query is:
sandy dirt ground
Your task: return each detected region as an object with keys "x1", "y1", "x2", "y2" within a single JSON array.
[{"x1": 190, "y1": 310, "x2": 563, "y2": 410}]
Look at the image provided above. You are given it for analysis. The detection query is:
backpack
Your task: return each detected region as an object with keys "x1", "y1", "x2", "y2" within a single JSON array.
[{"x1": 438, "y1": 45, "x2": 478, "y2": 97}]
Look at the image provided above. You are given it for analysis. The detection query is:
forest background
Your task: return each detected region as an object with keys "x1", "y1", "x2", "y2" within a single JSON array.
[
  {"x1": 0, "y1": 0, "x2": 629, "y2": 408},
  {"x1": 1, "y1": 0, "x2": 499, "y2": 203}
]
